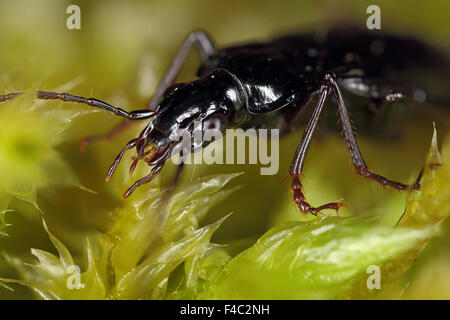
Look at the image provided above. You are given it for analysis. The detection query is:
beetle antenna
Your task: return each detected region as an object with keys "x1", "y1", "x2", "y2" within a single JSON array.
[
  {"x1": 0, "y1": 90, "x2": 156, "y2": 120},
  {"x1": 0, "y1": 92, "x2": 23, "y2": 102}
]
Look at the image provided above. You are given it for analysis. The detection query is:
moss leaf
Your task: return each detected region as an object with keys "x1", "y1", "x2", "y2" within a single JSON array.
[
  {"x1": 399, "y1": 125, "x2": 450, "y2": 227},
  {"x1": 199, "y1": 217, "x2": 434, "y2": 299}
]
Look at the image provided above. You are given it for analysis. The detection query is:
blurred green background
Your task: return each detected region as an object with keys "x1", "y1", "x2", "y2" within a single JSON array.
[{"x1": 0, "y1": 0, "x2": 449, "y2": 299}]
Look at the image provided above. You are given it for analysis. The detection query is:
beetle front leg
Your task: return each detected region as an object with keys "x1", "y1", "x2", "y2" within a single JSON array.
[
  {"x1": 81, "y1": 31, "x2": 216, "y2": 149},
  {"x1": 148, "y1": 30, "x2": 215, "y2": 111},
  {"x1": 291, "y1": 176, "x2": 346, "y2": 216},
  {"x1": 289, "y1": 84, "x2": 346, "y2": 216}
]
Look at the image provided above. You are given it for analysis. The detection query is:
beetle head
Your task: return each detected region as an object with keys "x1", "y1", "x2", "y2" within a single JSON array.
[{"x1": 107, "y1": 70, "x2": 243, "y2": 198}]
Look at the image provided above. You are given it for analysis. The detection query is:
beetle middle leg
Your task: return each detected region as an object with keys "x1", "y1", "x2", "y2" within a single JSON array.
[{"x1": 80, "y1": 30, "x2": 216, "y2": 149}]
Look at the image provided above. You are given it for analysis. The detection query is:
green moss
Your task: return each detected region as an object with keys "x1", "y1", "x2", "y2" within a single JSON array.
[
  {"x1": 4, "y1": 131, "x2": 445, "y2": 300},
  {"x1": 2, "y1": 174, "x2": 238, "y2": 299},
  {"x1": 197, "y1": 219, "x2": 434, "y2": 299}
]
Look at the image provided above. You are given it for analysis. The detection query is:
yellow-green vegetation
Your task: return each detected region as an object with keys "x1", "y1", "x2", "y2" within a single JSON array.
[
  {"x1": 0, "y1": 93, "x2": 95, "y2": 212},
  {"x1": 0, "y1": 0, "x2": 449, "y2": 299},
  {"x1": 1, "y1": 130, "x2": 449, "y2": 299},
  {"x1": 2, "y1": 174, "x2": 239, "y2": 299}
]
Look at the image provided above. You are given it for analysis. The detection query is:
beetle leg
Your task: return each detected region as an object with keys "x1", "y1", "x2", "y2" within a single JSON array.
[
  {"x1": 148, "y1": 30, "x2": 215, "y2": 111},
  {"x1": 291, "y1": 176, "x2": 346, "y2": 216},
  {"x1": 289, "y1": 85, "x2": 346, "y2": 216},
  {"x1": 325, "y1": 73, "x2": 418, "y2": 191},
  {"x1": 81, "y1": 31, "x2": 216, "y2": 149},
  {"x1": 369, "y1": 90, "x2": 405, "y2": 113},
  {"x1": 382, "y1": 90, "x2": 405, "y2": 103}
]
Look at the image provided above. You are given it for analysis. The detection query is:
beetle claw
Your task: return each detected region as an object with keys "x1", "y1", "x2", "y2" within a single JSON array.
[{"x1": 291, "y1": 175, "x2": 346, "y2": 216}]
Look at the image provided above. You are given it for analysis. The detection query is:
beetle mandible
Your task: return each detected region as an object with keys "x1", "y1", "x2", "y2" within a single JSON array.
[{"x1": 2, "y1": 27, "x2": 449, "y2": 215}]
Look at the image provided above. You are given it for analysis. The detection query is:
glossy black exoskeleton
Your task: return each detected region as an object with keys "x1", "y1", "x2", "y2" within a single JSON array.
[{"x1": 2, "y1": 27, "x2": 449, "y2": 215}]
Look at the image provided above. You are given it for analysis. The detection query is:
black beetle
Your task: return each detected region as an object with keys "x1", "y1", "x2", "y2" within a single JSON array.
[{"x1": 1, "y1": 26, "x2": 449, "y2": 215}]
